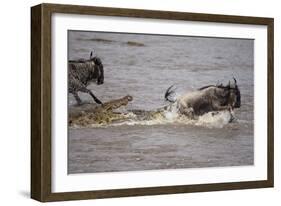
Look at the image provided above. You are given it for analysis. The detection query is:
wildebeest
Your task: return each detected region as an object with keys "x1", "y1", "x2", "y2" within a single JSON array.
[
  {"x1": 165, "y1": 78, "x2": 241, "y2": 118},
  {"x1": 68, "y1": 51, "x2": 104, "y2": 105}
]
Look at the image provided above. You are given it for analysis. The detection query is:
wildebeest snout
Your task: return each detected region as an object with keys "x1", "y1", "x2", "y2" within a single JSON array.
[{"x1": 97, "y1": 77, "x2": 104, "y2": 85}]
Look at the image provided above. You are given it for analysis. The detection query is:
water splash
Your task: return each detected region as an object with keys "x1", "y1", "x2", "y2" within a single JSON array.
[
  {"x1": 69, "y1": 87, "x2": 235, "y2": 129},
  {"x1": 72, "y1": 103, "x2": 234, "y2": 129},
  {"x1": 195, "y1": 111, "x2": 233, "y2": 128}
]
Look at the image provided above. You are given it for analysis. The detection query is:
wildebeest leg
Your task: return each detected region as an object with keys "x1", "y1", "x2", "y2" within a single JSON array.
[
  {"x1": 89, "y1": 91, "x2": 103, "y2": 104},
  {"x1": 212, "y1": 102, "x2": 231, "y2": 111},
  {"x1": 80, "y1": 88, "x2": 103, "y2": 104},
  {"x1": 72, "y1": 92, "x2": 82, "y2": 105},
  {"x1": 212, "y1": 103, "x2": 235, "y2": 122}
]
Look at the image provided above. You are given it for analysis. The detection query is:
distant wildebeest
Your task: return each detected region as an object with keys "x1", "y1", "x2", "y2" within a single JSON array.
[
  {"x1": 165, "y1": 78, "x2": 241, "y2": 118},
  {"x1": 68, "y1": 51, "x2": 104, "y2": 105}
]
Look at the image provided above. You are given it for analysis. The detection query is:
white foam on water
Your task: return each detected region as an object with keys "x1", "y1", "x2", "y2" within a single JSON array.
[
  {"x1": 195, "y1": 111, "x2": 232, "y2": 128},
  {"x1": 69, "y1": 87, "x2": 233, "y2": 129},
  {"x1": 76, "y1": 107, "x2": 233, "y2": 129},
  {"x1": 163, "y1": 103, "x2": 179, "y2": 121},
  {"x1": 70, "y1": 89, "x2": 233, "y2": 128}
]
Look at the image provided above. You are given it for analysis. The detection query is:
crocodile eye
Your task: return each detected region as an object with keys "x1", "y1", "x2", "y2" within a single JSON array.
[{"x1": 126, "y1": 95, "x2": 133, "y2": 101}]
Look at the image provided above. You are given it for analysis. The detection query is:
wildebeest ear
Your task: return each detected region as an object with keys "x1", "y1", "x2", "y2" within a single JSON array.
[{"x1": 90, "y1": 51, "x2": 93, "y2": 59}]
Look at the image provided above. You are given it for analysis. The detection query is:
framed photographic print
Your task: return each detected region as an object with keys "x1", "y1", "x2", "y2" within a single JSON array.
[{"x1": 31, "y1": 3, "x2": 274, "y2": 202}]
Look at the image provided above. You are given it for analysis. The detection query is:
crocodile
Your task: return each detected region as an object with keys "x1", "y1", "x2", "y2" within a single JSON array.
[{"x1": 69, "y1": 95, "x2": 133, "y2": 126}]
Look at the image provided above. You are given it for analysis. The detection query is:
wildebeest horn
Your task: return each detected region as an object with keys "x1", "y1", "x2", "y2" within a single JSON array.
[
  {"x1": 90, "y1": 51, "x2": 93, "y2": 59},
  {"x1": 233, "y1": 77, "x2": 237, "y2": 85},
  {"x1": 165, "y1": 85, "x2": 176, "y2": 103}
]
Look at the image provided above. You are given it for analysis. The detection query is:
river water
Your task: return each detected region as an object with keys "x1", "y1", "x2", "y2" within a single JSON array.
[{"x1": 68, "y1": 31, "x2": 254, "y2": 174}]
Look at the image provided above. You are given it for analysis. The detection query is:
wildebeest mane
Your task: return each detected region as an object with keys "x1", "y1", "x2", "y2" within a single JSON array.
[
  {"x1": 69, "y1": 58, "x2": 88, "y2": 63},
  {"x1": 198, "y1": 84, "x2": 226, "y2": 91},
  {"x1": 69, "y1": 56, "x2": 102, "y2": 64}
]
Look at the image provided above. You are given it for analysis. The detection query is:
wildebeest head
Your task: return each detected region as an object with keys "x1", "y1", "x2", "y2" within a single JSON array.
[
  {"x1": 226, "y1": 78, "x2": 241, "y2": 108},
  {"x1": 198, "y1": 78, "x2": 241, "y2": 109},
  {"x1": 90, "y1": 51, "x2": 104, "y2": 85}
]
